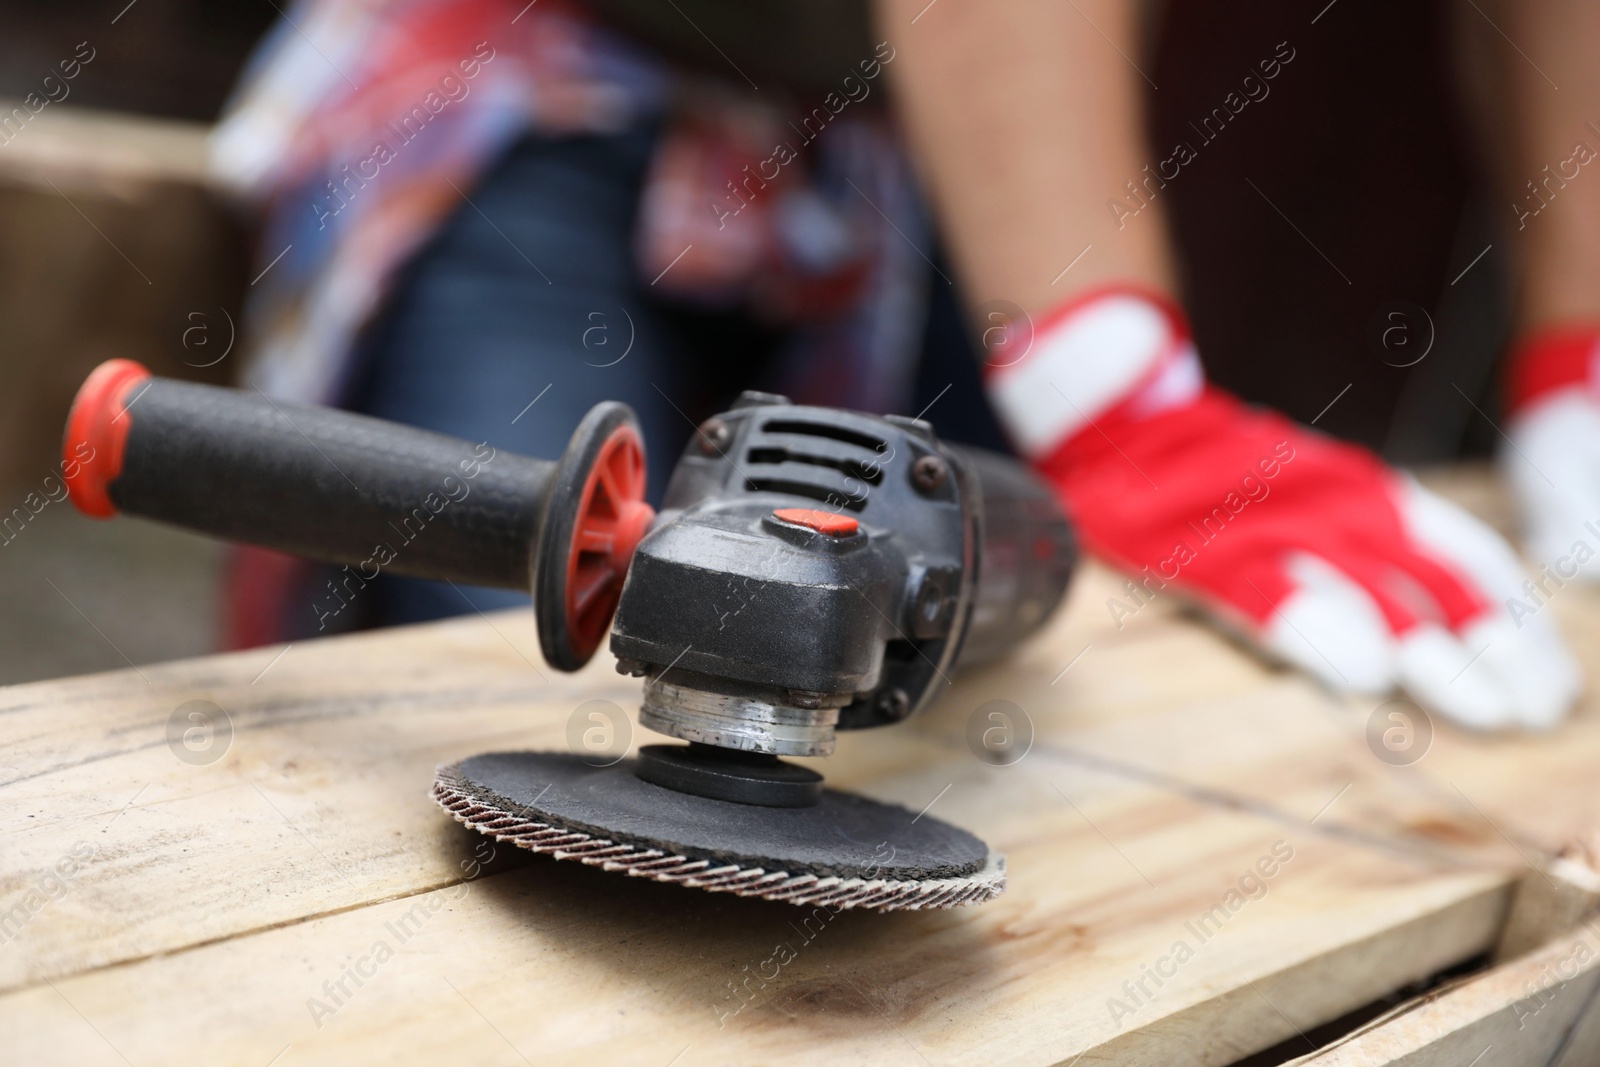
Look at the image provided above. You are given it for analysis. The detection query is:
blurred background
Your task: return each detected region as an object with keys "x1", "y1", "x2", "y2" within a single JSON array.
[{"x1": 0, "y1": 0, "x2": 1511, "y2": 684}]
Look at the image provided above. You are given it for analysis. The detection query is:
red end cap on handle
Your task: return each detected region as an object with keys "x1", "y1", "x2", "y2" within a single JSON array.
[{"x1": 63, "y1": 359, "x2": 151, "y2": 519}]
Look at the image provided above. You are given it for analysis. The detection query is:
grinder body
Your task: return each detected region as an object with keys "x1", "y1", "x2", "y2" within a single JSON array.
[
  {"x1": 62, "y1": 363, "x2": 1075, "y2": 909},
  {"x1": 611, "y1": 395, "x2": 1073, "y2": 759},
  {"x1": 62, "y1": 364, "x2": 1072, "y2": 801}
]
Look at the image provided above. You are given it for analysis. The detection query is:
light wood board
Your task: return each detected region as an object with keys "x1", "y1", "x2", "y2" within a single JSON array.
[
  {"x1": 2, "y1": 471, "x2": 1598, "y2": 1065},
  {"x1": 1295, "y1": 918, "x2": 1600, "y2": 1066},
  {"x1": 0, "y1": 99, "x2": 212, "y2": 192}
]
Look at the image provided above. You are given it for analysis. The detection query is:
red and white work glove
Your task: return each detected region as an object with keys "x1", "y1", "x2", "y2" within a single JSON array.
[
  {"x1": 984, "y1": 285, "x2": 1581, "y2": 730},
  {"x1": 1503, "y1": 327, "x2": 1600, "y2": 583}
]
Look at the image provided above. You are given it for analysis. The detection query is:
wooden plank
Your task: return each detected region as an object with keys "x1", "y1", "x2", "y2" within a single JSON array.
[
  {"x1": 9, "y1": 470, "x2": 1600, "y2": 1062},
  {"x1": 1293, "y1": 824, "x2": 1600, "y2": 1065},
  {"x1": 0, "y1": 100, "x2": 212, "y2": 192},
  {"x1": 0, "y1": 857, "x2": 1508, "y2": 1067},
  {"x1": 1295, "y1": 922, "x2": 1600, "y2": 1066},
  {"x1": 0, "y1": 555, "x2": 1532, "y2": 1066},
  {"x1": 1407, "y1": 466, "x2": 1600, "y2": 835},
  {"x1": 1496, "y1": 856, "x2": 1600, "y2": 962},
  {"x1": 0, "y1": 615, "x2": 618, "y2": 993},
  {"x1": 913, "y1": 565, "x2": 1525, "y2": 873},
  {"x1": 0, "y1": 103, "x2": 242, "y2": 493}
]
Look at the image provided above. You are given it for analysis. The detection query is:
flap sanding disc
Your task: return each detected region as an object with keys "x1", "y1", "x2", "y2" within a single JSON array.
[{"x1": 433, "y1": 751, "x2": 1005, "y2": 910}]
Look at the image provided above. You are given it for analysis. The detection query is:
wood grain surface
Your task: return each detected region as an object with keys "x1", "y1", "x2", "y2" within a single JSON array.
[{"x1": 3, "y1": 471, "x2": 1599, "y2": 1066}]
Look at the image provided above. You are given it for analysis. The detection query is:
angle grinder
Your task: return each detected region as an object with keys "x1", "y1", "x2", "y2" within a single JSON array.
[{"x1": 62, "y1": 360, "x2": 1075, "y2": 910}]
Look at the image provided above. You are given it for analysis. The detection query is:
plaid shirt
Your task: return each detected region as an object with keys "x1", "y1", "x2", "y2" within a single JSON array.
[{"x1": 213, "y1": 0, "x2": 929, "y2": 413}]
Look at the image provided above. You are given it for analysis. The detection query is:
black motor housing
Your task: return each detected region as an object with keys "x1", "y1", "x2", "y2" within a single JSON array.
[{"x1": 609, "y1": 392, "x2": 1075, "y2": 746}]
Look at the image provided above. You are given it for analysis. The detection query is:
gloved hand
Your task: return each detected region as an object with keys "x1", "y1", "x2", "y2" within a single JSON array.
[
  {"x1": 985, "y1": 285, "x2": 1581, "y2": 730},
  {"x1": 1502, "y1": 327, "x2": 1600, "y2": 582}
]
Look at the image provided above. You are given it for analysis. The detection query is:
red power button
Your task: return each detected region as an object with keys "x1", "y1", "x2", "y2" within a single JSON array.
[{"x1": 772, "y1": 508, "x2": 858, "y2": 537}]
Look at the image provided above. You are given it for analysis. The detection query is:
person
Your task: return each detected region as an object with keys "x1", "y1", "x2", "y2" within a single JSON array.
[
  {"x1": 884, "y1": 0, "x2": 1594, "y2": 731},
  {"x1": 211, "y1": 0, "x2": 1592, "y2": 730}
]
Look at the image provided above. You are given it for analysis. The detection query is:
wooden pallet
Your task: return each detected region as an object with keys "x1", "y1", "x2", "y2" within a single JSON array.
[
  {"x1": 3, "y1": 470, "x2": 1599, "y2": 1065},
  {"x1": 0, "y1": 101, "x2": 240, "y2": 494}
]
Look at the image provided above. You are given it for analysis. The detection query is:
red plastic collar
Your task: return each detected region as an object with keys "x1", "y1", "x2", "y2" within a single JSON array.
[
  {"x1": 63, "y1": 359, "x2": 151, "y2": 519},
  {"x1": 1506, "y1": 326, "x2": 1600, "y2": 416},
  {"x1": 564, "y1": 423, "x2": 654, "y2": 661}
]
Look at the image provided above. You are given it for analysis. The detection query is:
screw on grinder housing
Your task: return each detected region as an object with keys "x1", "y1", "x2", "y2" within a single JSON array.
[
  {"x1": 607, "y1": 391, "x2": 1076, "y2": 803},
  {"x1": 61, "y1": 359, "x2": 652, "y2": 670}
]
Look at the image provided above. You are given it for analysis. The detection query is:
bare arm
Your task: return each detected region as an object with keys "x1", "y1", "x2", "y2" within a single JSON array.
[
  {"x1": 872, "y1": 1, "x2": 1583, "y2": 731},
  {"x1": 873, "y1": 0, "x2": 1173, "y2": 315},
  {"x1": 1500, "y1": 0, "x2": 1600, "y2": 328}
]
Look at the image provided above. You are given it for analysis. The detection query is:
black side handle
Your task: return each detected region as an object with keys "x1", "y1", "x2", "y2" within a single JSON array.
[
  {"x1": 66, "y1": 360, "x2": 655, "y2": 670},
  {"x1": 67, "y1": 360, "x2": 552, "y2": 591}
]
